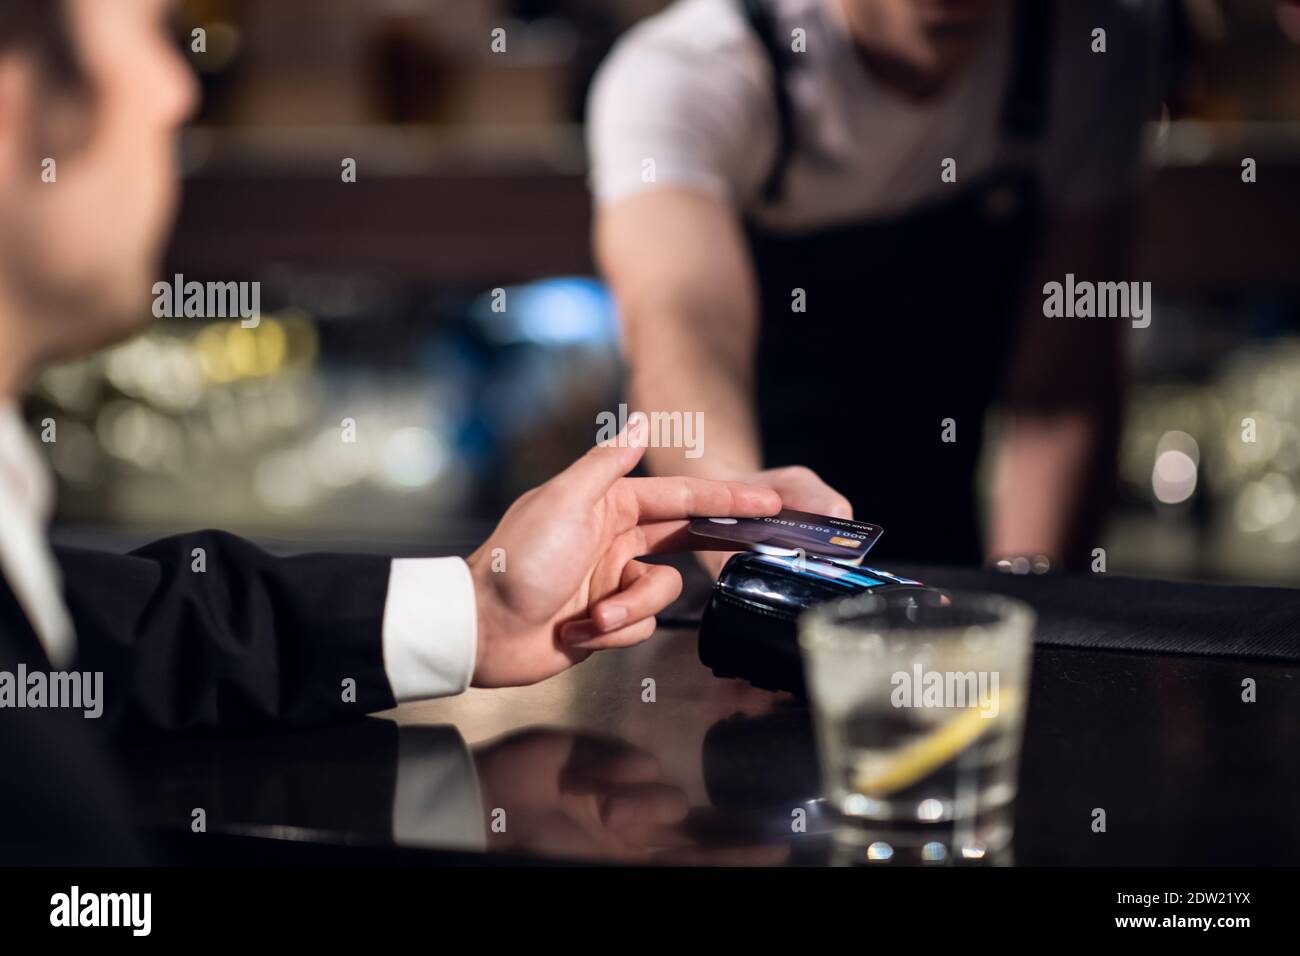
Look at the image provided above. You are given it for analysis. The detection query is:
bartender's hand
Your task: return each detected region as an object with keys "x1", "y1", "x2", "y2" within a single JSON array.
[
  {"x1": 696, "y1": 465, "x2": 853, "y2": 579},
  {"x1": 467, "y1": 419, "x2": 781, "y2": 687}
]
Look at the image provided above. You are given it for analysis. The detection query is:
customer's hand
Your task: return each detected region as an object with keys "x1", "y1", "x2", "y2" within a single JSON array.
[
  {"x1": 695, "y1": 465, "x2": 852, "y2": 579},
  {"x1": 467, "y1": 420, "x2": 781, "y2": 687}
]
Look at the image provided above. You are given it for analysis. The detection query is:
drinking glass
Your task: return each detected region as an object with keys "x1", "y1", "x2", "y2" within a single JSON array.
[{"x1": 799, "y1": 589, "x2": 1035, "y2": 865}]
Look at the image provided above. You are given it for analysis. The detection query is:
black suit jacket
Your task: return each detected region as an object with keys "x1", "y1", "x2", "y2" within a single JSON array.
[{"x1": 0, "y1": 530, "x2": 398, "y2": 864}]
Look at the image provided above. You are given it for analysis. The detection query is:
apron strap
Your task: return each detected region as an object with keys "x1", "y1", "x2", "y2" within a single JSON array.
[
  {"x1": 999, "y1": 0, "x2": 1055, "y2": 151},
  {"x1": 740, "y1": 0, "x2": 1056, "y2": 203},
  {"x1": 739, "y1": 0, "x2": 796, "y2": 204}
]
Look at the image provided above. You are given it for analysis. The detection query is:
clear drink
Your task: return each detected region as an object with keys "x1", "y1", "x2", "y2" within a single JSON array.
[{"x1": 799, "y1": 590, "x2": 1034, "y2": 865}]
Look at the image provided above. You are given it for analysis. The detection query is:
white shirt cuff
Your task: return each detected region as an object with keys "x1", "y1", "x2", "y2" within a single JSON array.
[{"x1": 381, "y1": 557, "x2": 478, "y2": 702}]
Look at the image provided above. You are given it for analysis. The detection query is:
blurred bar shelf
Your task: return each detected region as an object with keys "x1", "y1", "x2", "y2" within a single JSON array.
[{"x1": 169, "y1": 121, "x2": 1300, "y2": 291}]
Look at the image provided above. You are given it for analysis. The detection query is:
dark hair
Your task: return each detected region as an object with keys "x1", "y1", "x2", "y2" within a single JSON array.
[{"x1": 0, "y1": 0, "x2": 85, "y2": 94}]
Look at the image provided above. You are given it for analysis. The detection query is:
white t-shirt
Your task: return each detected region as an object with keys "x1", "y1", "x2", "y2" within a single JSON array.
[{"x1": 587, "y1": 0, "x2": 1164, "y2": 233}]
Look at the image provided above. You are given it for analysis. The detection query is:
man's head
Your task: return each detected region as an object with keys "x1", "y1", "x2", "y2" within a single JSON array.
[
  {"x1": 0, "y1": 0, "x2": 197, "y2": 388},
  {"x1": 838, "y1": 0, "x2": 1006, "y2": 90}
]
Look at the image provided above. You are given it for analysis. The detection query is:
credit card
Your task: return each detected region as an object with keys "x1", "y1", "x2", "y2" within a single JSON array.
[{"x1": 689, "y1": 509, "x2": 883, "y2": 566}]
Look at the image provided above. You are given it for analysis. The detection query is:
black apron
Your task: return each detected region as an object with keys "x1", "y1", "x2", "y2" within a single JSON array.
[{"x1": 741, "y1": 0, "x2": 1052, "y2": 565}]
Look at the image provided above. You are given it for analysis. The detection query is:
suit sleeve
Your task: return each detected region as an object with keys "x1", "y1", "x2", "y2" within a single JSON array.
[{"x1": 56, "y1": 530, "x2": 397, "y2": 734}]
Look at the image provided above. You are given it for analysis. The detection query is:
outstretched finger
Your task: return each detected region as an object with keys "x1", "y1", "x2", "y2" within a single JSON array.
[
  {"x1": 618, "y1": 475, "x2": 780, "y2": 527},
  {"x1": 556, "y1": 416, "x2": 650, "y2": 508}
]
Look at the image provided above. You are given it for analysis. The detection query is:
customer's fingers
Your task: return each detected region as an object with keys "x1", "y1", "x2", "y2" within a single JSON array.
[
  {"x1": 585, "y1": 528, "x2": 645, "y2": 612},
  {"x1": 589, "y1": 562, "x2": 681, "y2": 633},
  {"x1": 636, "y1": 520, "x2": 741, "y2": 554},
  {"x1": 560, "y1": 614, "x2": 658, "y2": 651},
  {"x1": 555, "y1": 417, "x2": 649, "y2": 508},
  {"x1": 617, "y1": 475, "x2": 780, "y2": 528}
]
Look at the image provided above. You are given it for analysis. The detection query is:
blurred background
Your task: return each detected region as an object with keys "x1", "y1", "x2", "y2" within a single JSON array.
[{"x1": 31, "y1": 0, "x2": 1300, "y2": 584}]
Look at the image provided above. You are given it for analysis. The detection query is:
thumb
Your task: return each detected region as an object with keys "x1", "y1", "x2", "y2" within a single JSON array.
[{"x1": 559, "y1": 414, "x2": 649, "y2": 504}]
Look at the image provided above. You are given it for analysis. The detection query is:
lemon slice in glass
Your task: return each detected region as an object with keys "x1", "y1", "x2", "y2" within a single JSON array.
[{"x1": 852, "y1": 688, "x2": 1018, "y2": 797}]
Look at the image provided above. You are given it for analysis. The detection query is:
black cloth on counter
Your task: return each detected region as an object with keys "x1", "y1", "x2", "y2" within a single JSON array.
[
  {"x1": 665, "y1": 557, "x2": 1300, "y2": 662},
  {"x1": 896, "y1": 565, "x2": 1300, "y2": 663}
]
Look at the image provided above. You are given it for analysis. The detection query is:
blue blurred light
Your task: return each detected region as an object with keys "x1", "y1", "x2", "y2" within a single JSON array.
[{"x1": 472, "y1": 277, "x2": 617, "y2": 346}]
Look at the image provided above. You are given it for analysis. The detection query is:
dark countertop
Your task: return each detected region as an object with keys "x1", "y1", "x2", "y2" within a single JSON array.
[{"x1": 119, "y1": 564, "x2": 1300, "y2": 866}]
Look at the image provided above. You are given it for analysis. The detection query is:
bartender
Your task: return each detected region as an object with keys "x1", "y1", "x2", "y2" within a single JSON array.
[{"x1": 588, "y1": 0, "x2": 1168, "y2": 568}]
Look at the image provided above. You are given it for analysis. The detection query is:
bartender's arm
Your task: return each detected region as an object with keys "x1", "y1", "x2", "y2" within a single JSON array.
[
  {"x1": 587, "y1": 21, "x2": 852, "y2": 547},
  {"x1": 595, "y1": 188, "x2": 853, "y2": 523},
  {"x1": 989, "y1": 202, "x2": 1131, "y2": 570}
]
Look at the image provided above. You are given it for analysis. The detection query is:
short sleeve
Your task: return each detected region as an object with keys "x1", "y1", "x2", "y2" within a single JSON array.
[{"x1": 585, "y1": 3, "x2": 778, "y2": 211}]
